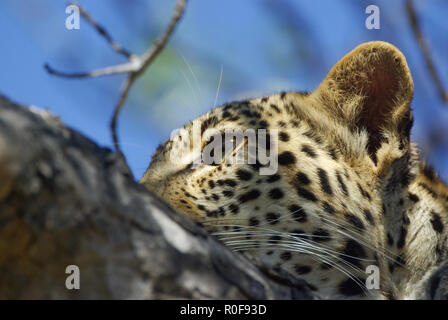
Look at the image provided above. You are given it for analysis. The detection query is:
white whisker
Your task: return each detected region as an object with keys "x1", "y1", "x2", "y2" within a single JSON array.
[
  {"x1": 179, "y1": 53, "x2": 204, "y2": 105},
  {"x1": 213, "y1": 64, "x2": 223, "y2": 109}
]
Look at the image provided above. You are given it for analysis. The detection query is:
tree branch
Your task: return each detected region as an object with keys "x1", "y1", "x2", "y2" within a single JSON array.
[
  {"x1": 45, "y1": 0, "x2": 187, "y2": 157},
  {"x1": 0, "y1": 94, "x2": 316, "y2": 299},
  {"x1": 406, "y1": 0, "x2": 448, "y2": 104}
]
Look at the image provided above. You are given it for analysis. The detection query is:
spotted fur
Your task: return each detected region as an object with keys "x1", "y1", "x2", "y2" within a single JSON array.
[{"x1": 140, "y1": 42, "x2": 448, "y2": 299}]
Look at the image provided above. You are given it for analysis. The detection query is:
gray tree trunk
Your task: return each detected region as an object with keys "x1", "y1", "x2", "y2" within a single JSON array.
[{"x1": 0, "y1": 94, "x2": 316, "y2": 299}]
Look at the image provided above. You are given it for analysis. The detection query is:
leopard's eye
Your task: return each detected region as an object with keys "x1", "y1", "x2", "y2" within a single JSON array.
[
  {"x1": 203, "y1": 131, "x2": 227, "y2": 166},
  {"x1": 204, "y1": 131, "x2": 246, "y2": 166}
]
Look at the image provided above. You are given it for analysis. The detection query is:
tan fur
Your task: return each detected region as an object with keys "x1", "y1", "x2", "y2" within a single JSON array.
[{"x1": 140, "y1": 42, "x2": 448, "y2": 299}]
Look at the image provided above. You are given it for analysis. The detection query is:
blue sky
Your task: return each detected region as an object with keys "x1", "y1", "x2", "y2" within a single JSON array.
[{"x1": 0, "y1": 0, "x2": 447, "y2": 180}]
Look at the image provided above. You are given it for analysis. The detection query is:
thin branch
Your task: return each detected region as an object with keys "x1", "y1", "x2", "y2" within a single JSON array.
[
  {"x1": 110, "y1": 0, "x2": 187, "y2": 151},
  {"x1": 44, "y1": 60, "x2": 139, "y2": 78},
  {"x1": 406, "y1": 0, "x2": 448, "y2": 104},
  {"x1": 137, "y1": 0, "x2": 187, "y2": 76},
  {"x1": 69, "y1": 2, "x2": 132, "y2": 59},
  {"x1": 111, "y1": 75, "x2": 136, "y2": 152},
  {"x1": 45, "y1": 0, "x2": 188, "y2": 159}
]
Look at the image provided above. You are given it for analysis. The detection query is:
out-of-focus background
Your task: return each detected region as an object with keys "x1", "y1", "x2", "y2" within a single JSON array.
[{"x1": 0, "y1": 0, "x2": 447, "y2": 181}]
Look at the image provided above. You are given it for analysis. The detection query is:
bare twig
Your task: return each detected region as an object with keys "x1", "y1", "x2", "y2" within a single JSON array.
[
  {"x1": 406, "y1": 0, "x2": 448, "y2": 104},
  {"x1": 110, "y1": 0, "x2": 187, "y2": 153},
  {"x1": 44, "y1": 61, "x2": 138, "y2": 78},
  {"x1": 111, "y1": 75, "x2": 134, "y2": 154},
  {"x1": 45, "y1": 0, "x2": 188, "y2": 157},
  {"x1": 69, "y1": 2, "x2": 132, "y2": 59}
]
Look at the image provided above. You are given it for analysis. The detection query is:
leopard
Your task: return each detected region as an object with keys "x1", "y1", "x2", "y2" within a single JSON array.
[{"x1": 140, "y1": 41, "x2": 448, "y2": 299}]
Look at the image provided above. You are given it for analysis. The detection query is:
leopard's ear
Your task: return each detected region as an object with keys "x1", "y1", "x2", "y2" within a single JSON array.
[{"x1": 315, "y1": 41, "x2": 414, "y2": 157}]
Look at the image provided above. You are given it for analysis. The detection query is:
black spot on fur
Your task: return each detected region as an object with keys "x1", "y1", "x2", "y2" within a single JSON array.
[
  {"x1": 280, "y1": 252, "x2": 292, "y2": 261},
  {"x1": 396, "y1": 227, "x2": 407, "y2": 249},
  {"x1": 322, "y1": 202, "x2": 335, "y2": 215},
  {"x1": 249, "y1": 160, "x2": 263, "y2": 171},
  {"x1": 387, "y1": 233, "x2": 394, "y2": 246},
  {"x1": 346, "y1": 214, "x2": 365, "y2": 230},
  {"x1": 242, "y1": 109, "x2": 261, "y2": 119},
  {"x1": 419, "y1": 182, "x2": 438, "y2": 199},
  {"x1": 357, "y1": 183, "x2": 371, "y2": 201},
  {"x1": 223, "y1": 190, "x2": 234, "y2": 198},
  {"x1": 270, "y1": 103, "x2": 281, "y2": 113},
  {"x1": 238, "y1": 189, "x2": 261, "y2": 203},
  {"x1": 236, "y1": 169, "x2": 253, "y2": 181},
  {"x1": 327, "y1": 146, "x2": 338, "y2": 160},
  {"x1": 267, "y1": 174, "x2": 281, "y2": 183},
  {"x1": 291, "y1": 229, "x2": 309, "y2": 241},
  {"x1": 342, "y1": 239, "x2": 366, "y2": 268},
  {"x1": 206, "y1": 210, "x2": 218, "y2": 217},
  {"x1": 297, "y1": 187, "x2": 317, "y2": 202},
  {"x1": 201, "y1": 116, "x2": 219, "y2": 135},
  {"x1": 402, "y1": 171, "x2": 413, "y2": 187},
  {"x1": 408, "y1": 193, "x2": 419, "y2": 202},
  {"x1": 229, "y1": 203, "x2": 240, "y2": 214},
  {"x1": 317, "y1": 168, "x2": 333, "y2": 195},
  {"x1": 249, "y1": 217, "x2": 260, "y2": 227},
  {"x1": 208, "y1": 180, "x2": 215, "y2": 189},
  {"x1": 338, "y1": 278, "x2": 365, "y2": 296},
  {"x1": 223, "y1": 179, "x2": 237, "y2": 187},
  {"x1": 296, "y1": 172, "x2": 311, "y2": 185},
  {"x1": 370, "y1": 152, "x2": 378, "y2": 166},
  {"x1": 336, "y1": 172, "x2": 349, "y2": 196},
  {"x1": 431, "y1": 211, "x2": 444, "y2": 233},
  {"x1": 266, "y1": 212, "x2": 280, "y2": 224},
  {"x1": 402, "y1": 214, "x2": 410, "y2": 225},
  {"x1": 290, "y1": 120, "x2": 300, "y2": 127},
  {"x1": 279, "y1": 131, "x2": 290, "y2": 142},
  {"x1": 429, "y1": 272, "x2": 443, "y2": 300},
  {"x1": 363, "y1": 209, "x2": 375, "y2": 226},
  {"x1": 268, "y1": 188, "x2": 284, "y2": 199},
  {"x1": 268, "y1": 235, "x2": 281, "y2": 244},
  {"x1": 222, "y1": 111, "x2": 231, "y2": 118},
  {"x1": 183, "y1": 191, "x2": 197, "y2": 200},
  {"x1": 288, "y1": 205, "x2": 307, "y2": 222},
  {"x1": 301, "y1": 144, "x2": 317, "y2": 158},
  {"x1": 423, "y1": 166, "x2": 436, "y2": 181},
  {"x1": 320, "y1": 262, "x2": 333, "y2": 270},
  {"x1": 258, "y1": 120, "x2": 268, "y2": 128},
  {"x1": 389, "y1": 255, "x2": 406, "y2": 273},
  {"x1": 312, "y1": 229, "x2": 331, "y2": 242},
  {"x1": 294, "y1": 265, "x2": 312, "y2": 275},
  {"x1": 278, "y1": 151, "x2": 296, "y2": 165}
]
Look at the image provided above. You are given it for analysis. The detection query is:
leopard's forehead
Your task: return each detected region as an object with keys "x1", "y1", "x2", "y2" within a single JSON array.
[{"x1": 150, "y1": 91, "x2": 372, "y2": 178}]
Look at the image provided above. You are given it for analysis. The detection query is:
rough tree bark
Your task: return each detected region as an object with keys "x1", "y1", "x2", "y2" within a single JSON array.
[{"x1": 0, "y1": 94, "x2": 316, "y2": 299}]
